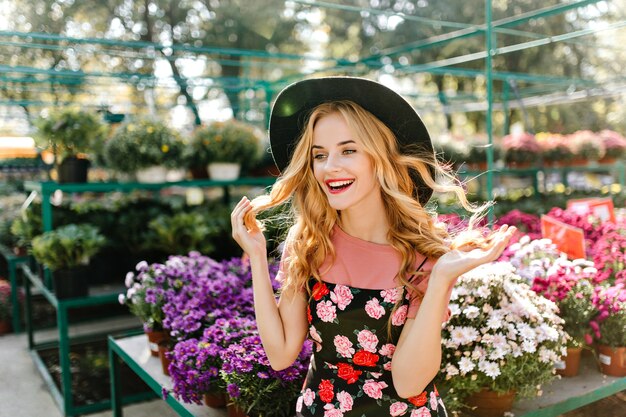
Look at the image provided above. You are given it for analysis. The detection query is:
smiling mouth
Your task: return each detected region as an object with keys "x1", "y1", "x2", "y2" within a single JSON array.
[{"x1": 326, "y1": 179, "x2": 354, "y2": 194}]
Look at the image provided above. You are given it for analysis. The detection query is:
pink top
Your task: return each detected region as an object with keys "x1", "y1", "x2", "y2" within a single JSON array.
[{"x1": 278, "y1": 225, "x2": 450, "y2": 321}]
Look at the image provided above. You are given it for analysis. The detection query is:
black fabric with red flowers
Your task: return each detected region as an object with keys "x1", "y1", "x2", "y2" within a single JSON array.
[{"x1": 296, "y1": 279, "x2": 447, "y2": 416}]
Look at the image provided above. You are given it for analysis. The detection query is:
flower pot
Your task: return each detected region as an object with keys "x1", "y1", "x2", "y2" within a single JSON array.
[
  {"x1": 52, "y1": 267, "x2": 89, "y2": 299},
  {"x1": 158, "y1": 342, "x2": 172, "y2": 376},
  {"x1": 204, "y1": 391, "x2": 227, "y2": 408},
  {"x1": 597, "y1": 344, "x2": 626, "y2": 377},
  {"x1": 57, "y1": 157, "x2": 90, "y2": 183},
  {"x1": 227, "y1": 403, "x2": 248, "y2": 417},
  {"x1": 145, "y1": 328, "x2": 168, "y2": 357},
  {"x1": 166, "y1": 169, "x2": 187, "y2": 182},
  {"x1": 136, "y1": 166, "x2": 168, "y2": 183},
  {"x1": 208, "y1": 163, "x2": 241, "y2": 181},
  {"x1": 556, "y1": 346, "x2": 583, "y2": 377},
  {"x1": 465, "y1": 389, "x2": 516, "y2": 417},
  {"x1": 0, "y1": 320, "x2": 11, "y2": 335}
]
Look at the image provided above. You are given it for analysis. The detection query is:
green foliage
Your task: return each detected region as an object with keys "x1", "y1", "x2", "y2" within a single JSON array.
[
  {"x1": 597, "y1": 310, "x2": 626, "y2": 347},
  {"x1": 31, "y1": 224, "x2": 107, "y2": 271},
  {"x1": 185, "y1": 120, "x2": 262, "y2": 170},
  {"x1": 10, "y1": 202, "x2": 43, "y2": 250},
  {"x1": 34, "y1": 108, "x2": 107, "y2": 162},
  {"x1": 103, "y1": 119, "x2": 185, "y2": 173},
  {"x1": 144, "y1": 211, "x2": 220, "y2": 255}
]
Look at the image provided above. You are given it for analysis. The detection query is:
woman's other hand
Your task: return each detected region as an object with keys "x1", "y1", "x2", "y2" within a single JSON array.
[{"x1": 431, "y1": 224, "x2": 517, "y2": 287}]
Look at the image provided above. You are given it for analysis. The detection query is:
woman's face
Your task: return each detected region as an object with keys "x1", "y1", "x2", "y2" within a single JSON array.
[{"x1": 311, "y1": 112, "x2": 383, "y2": 213}]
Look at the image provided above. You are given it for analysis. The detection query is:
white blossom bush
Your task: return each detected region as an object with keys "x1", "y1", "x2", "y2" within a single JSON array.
[
  {"x1": 437, "y1": 262, "x2": 568, "y2": 411},
  {"x1": 508, "y1": 235, "x2": 566, "y2": 283}
]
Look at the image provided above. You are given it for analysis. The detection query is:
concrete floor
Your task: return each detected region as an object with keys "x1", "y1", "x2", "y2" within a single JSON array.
[{"x1": 1, "y1": 330, "x2": 624, "y2": 417}]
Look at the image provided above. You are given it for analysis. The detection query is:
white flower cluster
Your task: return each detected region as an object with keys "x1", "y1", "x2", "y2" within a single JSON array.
[
  {"x1": 508, "y1": 236, "x2": 566, "y2": 283},
  {"x1": 442, "y1": 262, "x2": 567, "y2": 381}
]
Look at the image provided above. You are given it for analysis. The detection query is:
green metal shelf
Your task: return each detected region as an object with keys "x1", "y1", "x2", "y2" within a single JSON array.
[
  {"x1": 513, "y1": 353, "x2": 626, "y2": 417},
  {"x1": 20, "y1": 263, "x2": 142, "y2": 417},
  {"x1": 108, "y1": 334, "x2": 226, "y2": 417}
]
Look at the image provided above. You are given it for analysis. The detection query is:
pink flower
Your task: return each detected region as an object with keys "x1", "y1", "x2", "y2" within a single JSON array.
[
  {"x1": 302, "y1": 388, "x2": 316, "y2": 407},
  {"x1": 383, "y1": 361, "x2": 392, "y2": 371},
  {"x1": 317, "y1": 300, "x2": 337, "y2": 322},
  {"x1": 429, "y1": 391, "x2": 438, "y2": 410},
  {"x1": 296, "y1": 396, "x2": 303, "y2": 413},
  {"x1": 334, "y1": 335, "x2": 355, "y2": 358},
  {"x1": 323, "y1": 404, "x2": 344, "y2": 417},
  {"x1": 410, "y1": 407, "x2": 432, "y2": 417},
  {"x1": 389, "y1": 401, "x2": 409, "y2": 416},
  {"x1": 362, "y1": 380, "x2": 388, "y2": 399},
  {"x1": 330, "y1": 285, "x2": 353, "y2": 310},
  {"x1": 336, "y1": 391, "x2": 353, "y2": 412},
  {"x1": 392, "y1": 305, "x2": 408, "y2": 326},
  {"x1": 381, "y1": 288, "x2": 401, "y2": 303},
  {"x1": 357, "y1": 329, "x2": 379, "y2": 353},
  {"x1": 310, "y1": 326, "x2": 323, "y2": 351},
  {"x1": 379, "y1": 343, "x2": 396, "y2": 357},
  {"x1": 365, "y1": 298, "x2": 386, "y2": 319}
]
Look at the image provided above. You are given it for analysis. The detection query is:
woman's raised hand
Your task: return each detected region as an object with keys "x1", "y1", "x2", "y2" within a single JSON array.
[
  {"x1": 231, "y1": 197, "x2": 267, "y2": 258},
  {"x1": 430, "y1": 224, "x2": 517, "y2": 288}
]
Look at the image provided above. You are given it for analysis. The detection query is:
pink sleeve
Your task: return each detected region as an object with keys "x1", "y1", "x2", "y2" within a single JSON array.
[{"x1": 406, "y1": 259, "x2": 452, "y2": 322}]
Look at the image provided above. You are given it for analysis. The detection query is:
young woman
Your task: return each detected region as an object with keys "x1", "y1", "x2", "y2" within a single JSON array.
[{"x1": 231, "y1": 77, "x2": 515, "y2": 417}]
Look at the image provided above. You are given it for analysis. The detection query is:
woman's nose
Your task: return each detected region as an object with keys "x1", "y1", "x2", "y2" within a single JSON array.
[{"x1": 324, "y1": 153, "x2": 342, "y2": 172}]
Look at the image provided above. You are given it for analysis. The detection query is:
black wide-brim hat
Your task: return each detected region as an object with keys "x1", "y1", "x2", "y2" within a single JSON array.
[{"x1": 269, "y1": 76, "x2": 435, "y2": 205}]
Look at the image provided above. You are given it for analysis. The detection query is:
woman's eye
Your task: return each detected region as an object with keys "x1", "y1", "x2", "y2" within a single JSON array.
[
  {"x1": 313, "y1": 154, "x2": 327, "y2": 160},
  {"x1": 343, "y1": 149, "x2": 356, "y2": 155}
]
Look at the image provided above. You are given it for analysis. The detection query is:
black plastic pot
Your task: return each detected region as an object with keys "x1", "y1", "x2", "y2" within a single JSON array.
[
  {"x1": 57, "y1": 157, "x2": 90, "y2": 183},
  {"x1": 53, "y1": 266, "x2": 89, "y2": 299}
]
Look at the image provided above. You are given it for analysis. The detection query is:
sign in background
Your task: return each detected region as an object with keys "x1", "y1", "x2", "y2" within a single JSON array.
[{"x1": 541, "y1": 215, "x2": 586, "y2": 259}]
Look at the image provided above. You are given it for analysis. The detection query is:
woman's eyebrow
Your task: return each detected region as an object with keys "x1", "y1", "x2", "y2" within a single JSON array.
[{"x1": 311, "y1": 140, "x2": 356, "y2": 150}]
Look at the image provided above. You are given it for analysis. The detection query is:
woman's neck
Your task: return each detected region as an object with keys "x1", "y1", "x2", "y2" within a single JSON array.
[{"x1": 338, "y1": 210, "x2": 390, "y2": 245}]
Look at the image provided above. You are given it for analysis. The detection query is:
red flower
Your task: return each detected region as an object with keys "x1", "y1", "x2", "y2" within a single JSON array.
[
  {"x1": 434, "y1": 385, "x2": 439, "y2": 397},
  {"x1": 312, "y1": 282, "x2": 330, "y2": 300},
  {"x1": 408, "y1": 391, "x2": 427, "y2": 407},
  {"x1": 318, "y1": 379, "x2": 334, "y2": 403},
  {"x1": 307, "y1": 305, "x2": 313, "y2": 324},
  {"x1": 337, "y1": 362, "x2": 362, "y2": 384},
  {"x1": 352, "y1": 350, "x2": 379, "y2": 367}
]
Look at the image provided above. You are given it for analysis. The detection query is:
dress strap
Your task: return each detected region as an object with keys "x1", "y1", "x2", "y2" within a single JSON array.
[{"x1": 407, "y1": 256, "x2": 428, "y2": 283}]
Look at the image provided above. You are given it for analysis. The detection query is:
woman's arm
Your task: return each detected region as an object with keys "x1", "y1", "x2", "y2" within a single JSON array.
[
  {"x1": 391, "y1": 225, "x2": 516, "y2": 397},
  {"x1": 231, "y1": 197, "x2": 309, "y2": 370}
]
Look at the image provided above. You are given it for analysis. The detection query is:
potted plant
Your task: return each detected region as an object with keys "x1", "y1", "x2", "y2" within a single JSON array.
[
  {"x1": 102, "y1": 118, "x2": 186, "y2": 182},
  {"x1": 0, "y1": 279, "x2": 12, "y2": 335},
  {"x1": 500, "y1": 132, "x2": 541, "y2": 168},
  {"x1": 31, "y1": 224, "x2": 106, "y2": 299},
  {"x1": 119, "y1": 260, "x2": 171, "y2": 356},
  {"x1": 465, "y1": 135, "x2": 501, "y2": 171},
  {"x1": 143, "y1": 211, "x2": 220, "y2": 256},
  {"x1": 186, "y1": 120, "x2": 262, "y2": 180},
  {"x1": 589, "y1": 282, "x2": 626, "y2": 377},
  {"x1": 167, "y1": 316, "x2": 258, "y2": 407},
  {"x1": 220, "y1": 334, "x2": 312, "y2": 417},
  {"x1": 438, "y1": 262, "x2": 568, "y2": 417},
  {"x1": 34, "y1": 108, "x2": 107, "y2": 183},
  {"x1": 531, "y1": 258, "x2": 598, "y2": 376},
  {"x1": 568, "y1": 130, "x2": 605, "y2": 165},
  {"x1": 535, "y1": 132, "x2": 573, "y2": 167},
  {"x1": 598, "y1": 130, "x2": 626, "y2": 163},
  {"x1": 9, "y1": 201, "x2": 43, "y2": 254}
]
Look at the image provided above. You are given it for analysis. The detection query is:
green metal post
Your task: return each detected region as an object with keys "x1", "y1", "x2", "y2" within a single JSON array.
[
  {"x1": 264, "y1": 85, "x2": 273, "y2": 130},
  {"x1": 57, "y1": 303, "x2": 73, "y2": 416},
  {"x1": 108, "y1": 339, "x2": 123, "y2": 417},
  {"x1": 503, "y1": 80, "x2": 510, "y2": 136},
  {"x1": 23, "y1": 266, "x2": 34, "y2": 349},
  {"x1": 485, "y1": 0, "x2": 495, "y2": 222}
]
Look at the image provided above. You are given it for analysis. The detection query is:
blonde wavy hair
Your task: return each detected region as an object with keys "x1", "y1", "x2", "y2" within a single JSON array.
[{"x1": 245, "y1": 101, "x2": 491, "y2": 307}]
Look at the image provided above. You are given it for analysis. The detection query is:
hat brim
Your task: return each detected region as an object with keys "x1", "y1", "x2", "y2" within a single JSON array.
[{"x1": 269, "y1": 76, "x2": 435, "y2": 205}]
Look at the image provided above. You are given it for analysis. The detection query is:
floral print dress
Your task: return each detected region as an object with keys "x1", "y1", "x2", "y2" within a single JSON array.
[{"x1": 295, "y1": 279, "x2": 448, "y2": 417}]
